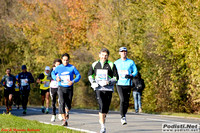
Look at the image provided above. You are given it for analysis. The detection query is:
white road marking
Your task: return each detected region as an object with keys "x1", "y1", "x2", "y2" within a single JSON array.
[{"x1": 39, "y1": 121, "x2": 97, "y2": 133}]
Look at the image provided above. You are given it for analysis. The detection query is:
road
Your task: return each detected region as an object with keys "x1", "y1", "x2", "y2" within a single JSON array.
[{"x1": 0, "y1": 106, "x2": 200, "y2": 133}]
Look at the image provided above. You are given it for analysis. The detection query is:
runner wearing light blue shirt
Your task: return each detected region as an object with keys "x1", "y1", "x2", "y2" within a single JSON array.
[
  {"x1": 114, "y1": 47, "x2": 138, "y2": 125},
  {"x1": 114, "y1": 58, "x2": 138, "y2": 86}
]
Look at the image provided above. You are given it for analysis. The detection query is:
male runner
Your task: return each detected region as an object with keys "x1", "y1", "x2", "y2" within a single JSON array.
[
  {"x1": 18, "y1": 65, "x2": 34, "y2": 114},
  {"x1": 1, "y1": 68, "x2": 16, "y2": 113},
  {"x1": 51, "y1": 53, "x2": 81, "y2": 126},
  {"x1": 114, "y1": 47, "x2": 138, "y2": 125},
  {"x1": 88, "y1": 48, "x2": 118, "y2": 133},
  {"x1": 37, "y1": 66, "x2": 51, "y2": 114}
]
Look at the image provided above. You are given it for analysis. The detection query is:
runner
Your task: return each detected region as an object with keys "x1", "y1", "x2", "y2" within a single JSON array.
[
  {"x1": 114, "y1": 47, "x2": 138, "y2": 125},
  {"x1": 51, "y1": 53, "x2": 81, "y2": 126},
  {"x1": 37, "y1": 66, "x2": 51, "y2": 114},
  {"x1": 88, "y1": 48, "x2": 118, "y2": 133},
  {"x1": 47, "y1": 59, "x2": 62, "y2": 122},
  {"x1": 18, "y1": 65, "x2": 34, "y2": 114},
  {"x1": 1, "y1": 68, "x2": 16, "y2": 114}
]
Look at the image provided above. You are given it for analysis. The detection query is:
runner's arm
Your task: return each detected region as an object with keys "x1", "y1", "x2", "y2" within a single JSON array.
[
  {"x1": 109, "y1": 64, "x2": 118, "y2": 84},
  {"x1": 131, "y1": 61, "x2": 138, "y2": 77},
  {"x1": 29, "y1": 73, "x2": 34, "y2": 83},
  {"x1": 72, "y1": 66, "x2": 81, "y2": 83},
  {"x1": 88, "y1": 66, "x2": 95, "y2": 84},
  {"x1": 0, "y1": 76, "x2": 5, "y2": 87}
]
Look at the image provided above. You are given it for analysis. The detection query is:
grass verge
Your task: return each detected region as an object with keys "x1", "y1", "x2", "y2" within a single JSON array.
[{"x1": 0, "y1": 114, "x2": 82, "y2": 133}]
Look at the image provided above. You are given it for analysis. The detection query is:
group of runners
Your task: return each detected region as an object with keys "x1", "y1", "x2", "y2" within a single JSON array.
[
  {"x1": 1, "y1": 65, "x2": 34, "y2": 114},
  {"x1": 1, "y1": 47, "x2": 143, "y2": 133}
]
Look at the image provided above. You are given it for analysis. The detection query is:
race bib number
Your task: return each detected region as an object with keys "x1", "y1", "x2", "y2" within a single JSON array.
[
  {"x1": 7, "y1": 81, "x2": 13, "y2": 87},
  {"x1": 96, "y1": 69, "x2": 108, "y2": 86},
  {"x1": 21, "y1": 79, "x2": 28, "y2": 86},
  {"x1": 96, "y1": 69, "x2": 108, "y2": 81},
  {"x1": 43, "y1": 81, "x2": 50, "y2": 87},
  {"x1": 60, "y1": 75, "x2": 70, "y2": 86},
  {"x1": 118, "y1": 70, "x2": 128, "y2": 80},
  {"x1": 50, "y1": 80, "x2": 58, "y2": 88}
]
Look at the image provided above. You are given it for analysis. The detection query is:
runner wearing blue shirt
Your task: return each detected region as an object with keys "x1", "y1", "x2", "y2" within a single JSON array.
[
  {"x1": 114, "y1": 47, "x2": 138, "y2": 125},
  {"x1": 51, "y1": 53, "x2": 81, "y2": 126}
]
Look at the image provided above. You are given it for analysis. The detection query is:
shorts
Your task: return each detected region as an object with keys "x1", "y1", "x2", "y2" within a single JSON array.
[
  {"x1": 40, "y1": 89, "x2": 50, "y2": 96},
  {"x1": 4, "y1": 89, "x2": 13, "y2": 97},
  {"x1": 95, "y1": 90, "x2": 112, "y2": 114}
]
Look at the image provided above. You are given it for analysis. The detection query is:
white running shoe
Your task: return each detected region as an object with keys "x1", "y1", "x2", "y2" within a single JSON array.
[
  {"x1": 121, "y1": 117, "x2": 127, "y2": 125},
  {"x1": 100, "y1": 127, "x2": 106, "y2": 133},
  {"x1": 51, "y1": 115, "x2": 56, "y2": 122},
  {"x1": 58, "y1": 114, "x2": 63, "y2": 121}
]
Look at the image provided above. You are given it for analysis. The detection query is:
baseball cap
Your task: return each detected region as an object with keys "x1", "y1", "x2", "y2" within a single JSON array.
[
  {"x1": 21, "y1": 65, "x2": 27, "y2": 70},
  {"x1": 119, "y1": 47, "x2": 127, "y2": 52},
  {"x1": 45, "y1": 66, "x2": 50, "y2": 71}
]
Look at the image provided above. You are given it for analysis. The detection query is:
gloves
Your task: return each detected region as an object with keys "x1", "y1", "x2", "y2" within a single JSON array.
[
  {"x1": 125, "y1": 75, "x2": 133, "y2": 79},
  {"x1": 91, "y1": 81, "x2": 99, "y2": 90}
]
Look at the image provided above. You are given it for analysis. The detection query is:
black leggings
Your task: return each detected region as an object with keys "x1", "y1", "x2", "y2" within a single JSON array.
[
  {"x1": 95, "y1": 90, "x2": 112, "y2": 114},
  {"x1": 116, "y1": 85, "x2": 131, "y2": 117},
  {"x1": 21, "y1": 89, "x2": 30, "y2": 110},
  {"x1": 58, "y1": 86, "x2": 73, "y2": 114},
  {"x1": 50, "y1": 88, "x2": 58, "y2": 115}
]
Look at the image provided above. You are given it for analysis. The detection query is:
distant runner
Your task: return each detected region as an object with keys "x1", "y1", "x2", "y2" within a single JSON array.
[
  {"x1": 18, "y1": 65, "x2": 34, "y2": 114},
  {"x1": 88, "y1": 48, "x2": 118, "y2": 133},
  {"x1": 1, "y1": 68, "x2": 16, "y2": 114},
  {"x1": 37, "y1": 66, "x2": 51, "y2": 114},
  {"x1": 51, "y1": 53, "x2": 81, "y2": 126},
  {"x1": 47, "y1": 59, "x2": 62, "y2": 122}
]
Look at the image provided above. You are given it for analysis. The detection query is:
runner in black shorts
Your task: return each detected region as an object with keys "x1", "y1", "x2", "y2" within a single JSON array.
[
  {"x1": 37, "y1": 66, "x2": 51, "y2": 114},
  {"x1": 47, "y1": 58, "x2": 62, "y2": 122},
  {"x1": 51, "y1": 53, "x2": 81, "y2": 126},
  {"x1": 1, "y1": 68, "x2": 16, "y2": 114},
  {"x1": 88, "y1": 48, "x2": 118, "y2": 133}
]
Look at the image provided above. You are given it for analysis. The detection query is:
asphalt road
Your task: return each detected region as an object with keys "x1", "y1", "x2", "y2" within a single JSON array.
[{"x1": 0, "y1": 106, "x2": 200, "y2": 133}]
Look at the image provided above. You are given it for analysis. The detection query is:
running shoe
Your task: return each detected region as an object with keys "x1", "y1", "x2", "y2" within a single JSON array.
[
  {"x1": 100, "y1": 127, "x2": 106, "y2": 133},
  {"x1": 22, "y1": 110, "x2": 27, "y2": 114},
  {"x1": 9, "y1": 106, "x2": 12, "y2": 111},
  {"x1": 62, "y1": 120, "x2": 68, "y2": 126},
  {"x1": 121, "y1": 117, "x2": 127, "y2": 125},
  {"x1": 58, "y1": 114, "x2": 63, "y2": 121},
  {"x1": 45, "y1": 109, "x2": 49, "y2": 114},
  {"x1": 41, "y1": 107, "x2": 45, "y2": 113},
  {"x1": 51, "y1": 115, "x2": 56, "y2": 122},
  {"x1": 6, "y1": 108, "x2": 9, "y2": 114}
]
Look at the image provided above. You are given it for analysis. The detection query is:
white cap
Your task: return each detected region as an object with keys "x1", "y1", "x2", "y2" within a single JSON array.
[
  {"x1": 45, "y1": 66, "x2": 50, "y2": 71},
  {"x1": 119, "y1": 47, "x2": 127, "y2": 52}
]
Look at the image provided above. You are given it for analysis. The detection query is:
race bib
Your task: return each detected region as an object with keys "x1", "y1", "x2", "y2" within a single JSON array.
[
  {"x1": 21, "y1": 79, "x2": 28, "y2": 86},
  {"x1": 50, "y1": 80, "x2": 58, "y2": 88},
  {"x1": 43, "y1": 81, "x2": 50, "y2": 87},
  {"x1": 96, "y1": 69, "x2": 108, "y2": 86},
  {"x1": 118, "y1": 70, "x2": 128, "y2": 80},
  {"x1": 60, "y1": 75, "x2": 70, "y2": 86},
  {"x1": 7, "y1": 81, "x2": 13, "y2": 87},
  {"x1": 96, "y1": 69, "x2": 108, "y2": 81}
]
